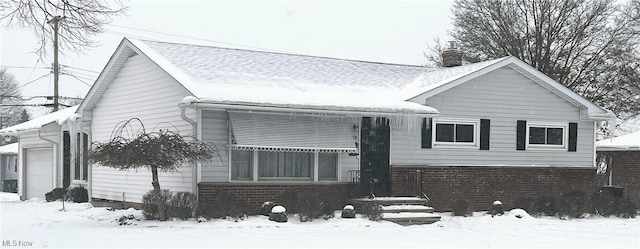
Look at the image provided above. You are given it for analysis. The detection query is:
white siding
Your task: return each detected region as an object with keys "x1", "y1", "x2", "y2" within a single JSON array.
[
  {"x1": 391, "y1": 66, "x2": 595, "y2": 167},
  {"x1": 200, "y1": 110, "x2": 230, "y2": 182},
  {"x1": 89, "y1": 54, "x2": 196, "y2": 203}
]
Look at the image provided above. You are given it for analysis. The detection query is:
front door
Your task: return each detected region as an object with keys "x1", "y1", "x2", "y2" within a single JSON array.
[{"x1": 360, "y1": 117, "x2": 391, "y2": 197}]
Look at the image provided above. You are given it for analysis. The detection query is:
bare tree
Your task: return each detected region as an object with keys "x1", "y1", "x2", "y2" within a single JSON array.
[
  {"x1": 0, "y1": 69, "x2": 28, "y2": 129},
  {"x1": 0, "y1": 0, "x2": 127, "y2": 57},
  {"x1": 427, "y1": 0, "x2": 640, "y2": 123}
]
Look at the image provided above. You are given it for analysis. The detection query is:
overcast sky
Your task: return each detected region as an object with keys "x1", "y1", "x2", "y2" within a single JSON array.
[{"x1": 1, "y1": 0, "x2": 455, "y2": 117}]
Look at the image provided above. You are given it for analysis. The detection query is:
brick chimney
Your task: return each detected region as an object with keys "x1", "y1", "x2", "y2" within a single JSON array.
[{"x1": 441, "y1": 41, "x2": 462, "y2": 67}]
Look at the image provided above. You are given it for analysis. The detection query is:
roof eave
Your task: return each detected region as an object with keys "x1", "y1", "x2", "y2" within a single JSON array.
[{"x1": 188, "y1": 100, "x2": 439, "y2": 117}]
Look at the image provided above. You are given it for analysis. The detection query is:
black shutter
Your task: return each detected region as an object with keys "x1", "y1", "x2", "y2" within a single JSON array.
[
  {"x1": 421, "y1": 118, "x2": 432, "y2": 149},
  {"x1": 568, "y1": 122, "x2": 578, "y2": 152},
  {"x1": 480, "y1": 119, "x2": 490, "y2": 150},
  {"x1": 516, "y1": 120, "x2": 526, "y2": 151}
]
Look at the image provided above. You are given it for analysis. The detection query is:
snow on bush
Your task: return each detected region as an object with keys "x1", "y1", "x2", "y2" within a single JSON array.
[
  {"x1": 269, "y1": 205, "x2": 287, "y2": 223},
  {"x1": 341, "y1": 205, "x2": 356, "y2": 219},
  {"x1": 271, "y1": 205, "x2": 286, "y2": 213},
  {"x1": 509, "y1": 208, "x2": 531, "y2": 219}
]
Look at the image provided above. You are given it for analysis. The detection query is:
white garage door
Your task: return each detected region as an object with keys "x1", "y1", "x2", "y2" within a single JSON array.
[{"x1": 26, "y1": 148, "x2": 53, "y2": 200}]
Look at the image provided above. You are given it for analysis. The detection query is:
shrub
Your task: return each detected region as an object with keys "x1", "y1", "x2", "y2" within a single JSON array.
[
  {"x1": 295, "y1": 193, "x2": 334, "y2": 222},
  {"x1": 615, "y1": 198, "x2": 637, "y2": 218},
  {"x1": 45, "y1": 188, "x2": 67, "y2": 202},
  {"x1": 591, "y1": 190, "x2": 637, "y2": 218},
  {"x1": 66, "y1": 187, "x2": 89, "y2": 203},
  {"x1": 513, "y1": 197, "x2": 537, "y2": 214},
  {"x1": 488, "y1": 200, "x2": 504, "y2": 217},
  {"x1": 167, "y1": 192, "x2": 196, "y2": 220},
  {"x1": 535, "y1": 196, "x2": 558, "y2": 216},
  {"x1": 141, "y1": 189, "x2": 172, "y2": 220},
  {"x1": 590, "y1": 189, "x2": 617, "y2": 217},
  {"x1": 341, "y1": 205, "x2": 356, "y2": 219},
  {"x1": 269, "y1": 205, "x2": 288, "y2": 223},
  {"x1": 557, "y1": 192, "x2": 589, "y2": 218},
  {"x1": 197, "y1": 190, "x2": 248, "y2": 220},
  {"x1": 450, "y1": 199, "x2": 473, "y2": 217},
  {"x1": 362, "y1": 202, "x2": 383, "y2": 221},
  {"x1": 261, "y1": 202, "x2": 276, "y2": 216}
]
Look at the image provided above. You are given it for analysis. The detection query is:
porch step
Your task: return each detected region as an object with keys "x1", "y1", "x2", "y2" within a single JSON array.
[
  {"x1": 381, "y1": 205, "x2": 434, "y2": 213},
  {"x1": 352, "y1": 196, "x2": 429, "y2": 206},
  {"x1": 382, "y1": 212, "x2": 442, "y2": 225},
  {"x1": 350, "y1": 197, "x2": 441, "y2": 226}
]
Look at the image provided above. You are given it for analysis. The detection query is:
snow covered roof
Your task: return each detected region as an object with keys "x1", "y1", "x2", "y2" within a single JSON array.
[
  {"x1": 0, "y1": 106, "x2": 79, "y2": 134},
  {"x1": 596, "y1": 131, "x2": 640, "y2": 151},
  {"x1": 80, "y1": 38, "x2": 612, "y2": 119},
  {"x1": 0, "y1": 143, "x2": 18, "y2": 154},
  {"x1": 128, "y1": 39, "x2": 442, "y2": 115}
]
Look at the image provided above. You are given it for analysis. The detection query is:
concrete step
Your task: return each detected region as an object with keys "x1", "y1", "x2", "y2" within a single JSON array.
[
  {"x1": 381, "y1": 205, "x2": 434, "y2": 213},
  {"x1": 382, "y1": 212, "x2": 441, "y2": 225},
  {"x1": 352, "y1": 196, "x2": 429, "y2": 206}
]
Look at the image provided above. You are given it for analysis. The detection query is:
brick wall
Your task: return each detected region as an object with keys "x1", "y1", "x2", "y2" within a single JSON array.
[
  {"x1": 198, "y1": 183, "x2": 359, "y2": 215},
  {"x1": 392, "y1": 166, "x2": 597, "y2": 211},
  {"x1": 607, "y1": 151, "x2": 640, "y2": 205}
]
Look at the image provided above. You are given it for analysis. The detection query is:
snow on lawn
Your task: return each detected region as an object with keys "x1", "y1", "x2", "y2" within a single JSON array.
[{"x1": 1, "y1": 193, "x2": 638, "y2": 249}]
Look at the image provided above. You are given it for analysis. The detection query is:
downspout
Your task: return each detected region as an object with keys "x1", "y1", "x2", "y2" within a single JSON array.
[
  {"x1": 37, "y1": 130, "x2": 59, "y2": 189},
  {"x1": 179, "y1": 96, "x2": 198, "y2": 207}
]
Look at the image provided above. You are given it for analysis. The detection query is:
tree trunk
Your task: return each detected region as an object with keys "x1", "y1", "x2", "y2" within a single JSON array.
[{"x1": 151, "y1": 166, "x2": 166, "y2": 221}]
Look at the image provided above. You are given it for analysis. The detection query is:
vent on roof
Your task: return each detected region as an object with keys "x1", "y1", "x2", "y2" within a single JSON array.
[{"x1": 442, "y1": 41, "x2": 462, "y2": 67}]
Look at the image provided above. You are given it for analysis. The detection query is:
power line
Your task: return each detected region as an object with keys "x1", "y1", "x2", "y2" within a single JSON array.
[
  {"x1": 16, "y1": 73, "x2": 51, "y2": 89},
  {"x1": 59, "y1": 64, "x2": 100, "y2": 73},
  {"x1": 61, "y1": 72, "x2": 93, "y2": 87},
  {"x1": 0, "y1": 65, "x2": 50, "y2": 69},
  {"x1": 104, "y1": 24, "x2": 290, "y2": 53}
]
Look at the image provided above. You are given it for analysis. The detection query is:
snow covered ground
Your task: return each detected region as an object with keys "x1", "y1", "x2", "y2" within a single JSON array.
[{"x1": 1, "y1": 193, "x2": 638, "y2": 249}]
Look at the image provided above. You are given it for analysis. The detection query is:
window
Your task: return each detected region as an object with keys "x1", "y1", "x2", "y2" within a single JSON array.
[
  {"x1": 318, "y1": 153, "x2": 338, "y2": 181},
  {"x1": 231, "y1": 150, "x2": 253, "y2": 181},
  {"x1": 231, "y1": 149, "x2": 340, "y2": 182},
  {"x1": 259, "y1": 151, "x2": 313, "y2": 180},
  {"x1": 74, "y1": 133, "x2": 89, "y2": 181},
  {"x1": 527, "y1": 123, "x2": 566, "y2": 148},
  {"x1": 433, "y1": 119, "x2": 478, "y2": 146}
]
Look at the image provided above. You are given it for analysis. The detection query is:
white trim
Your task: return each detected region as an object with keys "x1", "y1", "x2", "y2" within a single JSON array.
[
  {"x1": 229, "y1": 147, "x2": 343, "y2": 183},
  {"x1": 526, "y1": 121, "x2": 567, "y2": 150},
  {"x1": 432, "y1": 118, "x2": 479, "y2": 148}
]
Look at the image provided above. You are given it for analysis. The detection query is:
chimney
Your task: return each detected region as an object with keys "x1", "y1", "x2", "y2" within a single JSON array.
[{"x1": 441, "y1": 41, "x2": 462, "y2": 67}]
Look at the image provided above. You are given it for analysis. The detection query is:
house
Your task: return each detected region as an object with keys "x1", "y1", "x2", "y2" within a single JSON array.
[
  {"x1": 0, "y1": 106, "x2": 88, "y2": 200},
  {"x1": 596, "y1": 131, "x2": 640, "y2": 205},
  {"x1": 0, "y1": 142, "x2": 18, "y2": 192},
  {"x1": 78, "y1": 38, "x2": 613, "y2": 212}
]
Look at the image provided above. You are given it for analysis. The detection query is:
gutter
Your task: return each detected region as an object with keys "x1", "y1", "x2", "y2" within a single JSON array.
[
  {"x1": 190, "y1": 101, "x2": 439, "y2": 117},
  {"x1": 178, "y1": 98, "x2": 199, "y2": 207}
]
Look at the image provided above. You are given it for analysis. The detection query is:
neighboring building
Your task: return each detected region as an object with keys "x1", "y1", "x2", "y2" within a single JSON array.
[
  {"x1": 596, "y1": 131, "x2": 640, "y2": 205},
  {"x1": 78, "y1": 38, "x2": 613, "y2": 212},
  {"x1": 0, "y1": 106, "x2": 89, "y2": 200},
  {"x1": 0, "y1": 143, "x2": 18, "y2": 192}
]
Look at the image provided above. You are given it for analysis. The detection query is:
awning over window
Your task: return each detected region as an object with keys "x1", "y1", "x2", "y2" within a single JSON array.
[{"x1": 228, "y1": 112, "x2": 358, "y2": 153}]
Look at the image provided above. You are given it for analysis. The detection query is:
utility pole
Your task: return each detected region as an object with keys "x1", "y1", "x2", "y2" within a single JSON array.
[{"x1": 48, "y1": 16, "x2": 64, "y2": 112}]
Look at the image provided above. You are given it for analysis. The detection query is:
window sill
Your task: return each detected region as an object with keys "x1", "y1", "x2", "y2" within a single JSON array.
[
  {"x1": 432, "y1": 144, "x2": 479, "y2": 150},
  {"x1": 525, "y1": 146, "x2": 567, "y2": 151}
]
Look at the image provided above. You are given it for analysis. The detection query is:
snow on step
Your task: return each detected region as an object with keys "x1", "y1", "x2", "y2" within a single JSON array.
[
  {"x1": 382, "y1": 212, "x2": 441, "y2": 219},
  {"x1": 381, "y1": 205, "x2": 434, "y2": 213}
]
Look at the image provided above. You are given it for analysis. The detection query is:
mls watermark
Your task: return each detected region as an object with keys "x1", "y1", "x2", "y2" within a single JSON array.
[{"x1": 2, "y1": 240, "x2": 33, "y2": 247}]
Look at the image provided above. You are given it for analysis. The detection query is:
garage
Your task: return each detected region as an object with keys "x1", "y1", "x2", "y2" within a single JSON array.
[{"x1": 25, "y1": 148, "x2": 53, "y2": 200}]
